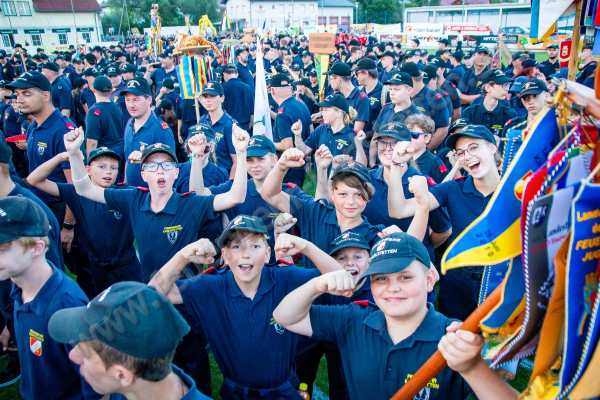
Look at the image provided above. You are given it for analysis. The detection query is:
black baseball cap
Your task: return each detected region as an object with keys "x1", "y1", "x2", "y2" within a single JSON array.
[
  {"x1": 352, "y1": 57, "x2": 377, "y2": 72},
  {"x1": 41, "y1": 62, "x2": 59, "y2": 72},
  {"x1": 119, "y1": 63, "x2": 136, "y2": 73},
  {"x1": 270, "y1": 74, "x2": 291, "y2": 88},
  {"x1": 0, "y1": 50, "x2": 6, "y2": 58},
  {"x1": 88, "y1": 147, "x2": 122, "y2": 164},
  {"x1": 332, "y1": 160, "x2": 370, "y2": 183},
  {"x1": 82, "y1": 68, "x2": 102, "y2": 77},
  {"x1": 445, "y1": 125, "x2": 496, "y2": 150},
  {"x1": 364, "y1": 232, "x2": 431, "y2": 277},
  {"x1": 296, "y1": 78, "x2": 311, "y2": 87},
  {"x1": 162, "y1": 78, "x2": 175, "y2": 90},
  {"x1": 400, "y1": 62, "x2": 421, "y2": 78},
  {"x1": 419, "y1": 49, "x2": 428, "y2": 56},
  {"x1": 0, "y1": 138, "x2": 12, "y2": 163},
  {"x1": 378, "y1": 50, "x2": 396, "y2": 59},
  {"x1": 218, "y1": 215, "x2": 269, "y2": 248},
  {"x1": 450, "y1": 51, "x2": 464, "y2": 62},
  {"x1": 72, "y1": 56, "x2": 83, "y2": 64},
  {"x1": 429, "y1": 57, "x2": 446, "y2": 70},
  {"x1": 48, "y1": 282, "x2": 190, "y2": 358},
  {"x1": 385, "y1": 72, "x2": 413, "y2": 87},
  {"x1": 522, "y1": 59, "x2": 544, "y2": 69},
  {"x1": 449, "y1": 118, "x2": 471, "y2": 133},
  {"x1": 316, "y1": 93, "x2": 350, "y2": 114},
  {"x1": 159, "y1": 50, "x2": 173, "y2": 58},
  {"x1": 235, "y1": 47, "x2": 248, "y2": 57},
  {"x1": 106, "y1": 66, "x2": 121, "y2": 76},
  {"x1": 463, "y1": 51, "x2": 473, "y2": 59},
  {"x1": 55, "y1": 54, "x2": 66, "y2": 60},
  {"x1": 547, "y1": 43, "x2": 559, "y2": 49},
  {"x1": 159, "y1": 98, "x2": 174, "y2": 111},
  {"x1": 141, "y1": 143, "x2": 177, "y2": 164},
  {"x1": 6, "y1": 71, "x2": 52, "y2": 92},
  {"x1": 187, "y1": 123, "x2": 215, "y2": 142},
  {"x1": 519, "y1": 78, "x2": 549, "y2": 96},
  {"x1": 0, "y1": 197, "x2": 50, "y2": 245},
  {"x1": 247, "y1": 135, "x2": 276, "y2": 157},
  {"x1": 121, "y1": 78, "x2": 152, "y2": 96},
  {"x1": 584, "y1": 45, "x2": 593, "y2": 51},
  {"x1": 329, "y1": 232, "x2": 370, "y2": 256},
  {"x1": 16, "y1": 112, "x2": 28, "y2": 124},
  {"x1": 474, "y1": 46, "x2": 490, "y2": 54},
  {"x1": 438, "y1": 38, "x2": 449, "y2": 46},
  {"x1": 93, "y1": 76, "x2": 113, "y2": 93},
  {"x1": 404, "y1": 50, "x2": 416, "y2": 58},
  {"x1": 323, "y1": 62, "x2": 352, "y2": 77},
  {"x1": 411, "y1": 38, "x2": 420, "y2": 45},
  {"x1": 306, "y1": 70, "x2": 317, "y2": 77},
  {"x1": 300, "y1": 50, "x2": 311, "y2": 57},
  {"x1": 421, "y1": 65, "x2": 437, "y2": 84},
  {"x1": 201, "y1": 81, "x2": 224, "y2": 96},
  {"x1": 84, "y1": 53, "x2": 97, "y2": 64},
  {"x1": 378, "y1": 122, "x2": 411, "y2": 141},
  {"x1": 480, "y1": 69, "x2": 512, "y2": 85}
]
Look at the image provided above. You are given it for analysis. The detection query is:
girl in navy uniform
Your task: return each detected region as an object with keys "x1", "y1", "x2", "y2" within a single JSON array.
[{"x1": 388, "y1": 125, "x2": 501, "y2": 321}]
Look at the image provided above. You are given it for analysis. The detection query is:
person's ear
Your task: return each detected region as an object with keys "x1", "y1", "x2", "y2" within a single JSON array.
[
  {"x1": 32, "y1": 240, "x2": 46, "y2": 257},
  {"x1": 489, "y1": 143, "x2": 498, "y2": 155},
  {"x1": 114, "y1": 365, "x2": 135, "y2": 388},
  {"x1": 85, "y1": 165, "x2": 92, "y2": 175},
  {"x1": 425, "y1": 268, "x2": 436, "y2": 292}
]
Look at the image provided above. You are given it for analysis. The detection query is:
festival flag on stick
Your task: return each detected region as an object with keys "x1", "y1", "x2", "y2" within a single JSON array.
[
  {"x1": 176, "y1": 55, "x2": 196, "y2": 99},
  {"x1": 252, "y1": 39, "x2": 273, "y2": 139}
]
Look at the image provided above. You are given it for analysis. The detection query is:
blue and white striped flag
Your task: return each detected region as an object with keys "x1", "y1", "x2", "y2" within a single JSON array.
[{"x1": 252, "y1": 40, "x2": 272, "y2": 139}]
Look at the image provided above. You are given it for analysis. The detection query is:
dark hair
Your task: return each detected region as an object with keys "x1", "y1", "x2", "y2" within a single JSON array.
[
  {"x1": 331, "y1": 172, "x2": 375, "y2": 202},
  {"x1": 350, "y1": 46, "x2": 361, "y2": 54},
  {"x1": 366, "y1": 68, "x2": 378, "y2": 79},
  {"x1": 161, "y1": 108, "x2": 177, "y2": 127},
  {"x1": 86, "y1": 339, "x2": 175, "y2": 382}
]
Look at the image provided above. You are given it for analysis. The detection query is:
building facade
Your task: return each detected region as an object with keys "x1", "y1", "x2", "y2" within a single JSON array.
[
  {"x1": 224, "y1": 0, "x2": 354, "y2": 30},
  {"x1": 0, "y1": 0, "x2": 102, "y2": 51}
]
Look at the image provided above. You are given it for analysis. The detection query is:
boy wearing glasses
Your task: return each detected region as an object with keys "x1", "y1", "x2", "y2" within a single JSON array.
[
  {"x1": 405, "y1": 113, "x2": 449, "y2": 184},
  {"x1": 461, "y1": 69, "x2": 516, "y2": 138}
]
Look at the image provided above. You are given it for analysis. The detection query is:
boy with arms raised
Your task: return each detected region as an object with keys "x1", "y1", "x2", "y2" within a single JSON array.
[
  {"x1": 149, "y1": 216, "x2": 344, "y2": 399},
  {"x1": 274, "y1": 230, "x2": 520, "y2": 400}
]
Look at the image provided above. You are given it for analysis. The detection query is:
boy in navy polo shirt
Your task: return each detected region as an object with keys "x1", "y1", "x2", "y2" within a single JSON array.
[
  {"x1": 149, "y1": 216, "x2": 343, "y2": 400},
  {"x1": 0, "y1": 197, "x2": 101, "y2": 400},
  {"x1": 274, "y1": 232, "x2": 519, "y2": 400},
  {"x1": 48, "y1": 282, "x2": 211, "y2": 400},
  {"x1": 405, "y1": 113, "x2": 449, "y2": 184},
  {"x1": 27, "y1": 147, "x2": 142, "y2": 295}
]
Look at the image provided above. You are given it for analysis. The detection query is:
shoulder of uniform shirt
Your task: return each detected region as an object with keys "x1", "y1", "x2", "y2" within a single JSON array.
[{"x1": 454, "y1": 175, "x2": 467, "y2": 181}]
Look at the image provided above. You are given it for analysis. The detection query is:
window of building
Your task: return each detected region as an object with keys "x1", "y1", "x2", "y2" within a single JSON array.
[
  {"x1": 2, "y1": 1, "x2": 17, "y2": 16},
  {"x1": 330, "y1": 16, "x2": 338, "y2": 24},
  {"x1": 17, "y1": 1, "x2": 30, "y2": 15},
  {"x1": 301, "y1": 4, "x2": 305, "y2": 12},
  {"x1": 30, "y1": 33, "x2": 42, "y2": 46},
  {"x1": 341, "y1": 16, "x2": 349, "y2": 23},
  {"x1": 406, "y1": 11, "x2": 432, "y2": 23},
  {"x1": 436, "y1": 10, "x2": 462, "y2": 23},
  {"x1": 309, "y1": 4, "x2": 314, "y2": 13},
  {"x1": 58, "y1": 32, "x2": 68, "y2": 45},
  {"x1": 82, "y1": 32, "x2": 91, "y2": 43},
  {"x1": 280, "y1": 4, "x2": 284, "y2": 13},
  {"x1": 1, "y1": 34, "x2": 12, "y2": 48},
  {"x1": 318, "y1": 16, "x2": 326, "y2": 25}
]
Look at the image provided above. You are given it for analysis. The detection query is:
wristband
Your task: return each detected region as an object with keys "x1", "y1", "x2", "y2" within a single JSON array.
[
  {"x1": 189, "y1": 154, "x2": 205, "y2": 158},
  {"x1": 72, "y1": 175, "x2": 89, "y2": 183},
  {"x1": 391, "y1": 161, "x2": 405, "y2": 167},
  {"x1": 62, "y1": 222, "x2": 75, "y2": 231}
]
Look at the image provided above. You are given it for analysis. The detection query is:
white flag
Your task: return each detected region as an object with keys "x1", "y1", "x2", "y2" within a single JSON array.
[{"x1": 252, "y1": 39, "x2": 273, "y2": 139}]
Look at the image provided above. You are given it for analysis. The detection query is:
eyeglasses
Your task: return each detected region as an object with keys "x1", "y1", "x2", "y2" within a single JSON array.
[
  {"x1": 455, "y1": 144, "x2": 481, "y2": 160},
  {"x1": 142, "y1": 161, "x2": 177, "y2": 172},
  {"x1": 376, "y1": 140, "x2": 399, "y2": 151},
  {"x1": 493, "y1": 83, "x2": 511, "y2": 90},
  {"x1": 410, "y1": 131, "x2": 425, "y2": 140}
]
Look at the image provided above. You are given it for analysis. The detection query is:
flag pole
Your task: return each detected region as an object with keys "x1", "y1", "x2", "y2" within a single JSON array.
[{"x1": 567, "y1": 0, "x2": 582, "y2": 82}]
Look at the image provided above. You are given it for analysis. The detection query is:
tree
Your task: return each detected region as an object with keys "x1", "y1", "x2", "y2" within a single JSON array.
[
  {"x1": 101, "y1": 0, "x2": 185, "y2": 35},
  {"x1": 179, "y1": 0, "x2": 221, "y2": 24},
  {"x1": 355, "y1": 0, "x2": 401, "y2": 24}
]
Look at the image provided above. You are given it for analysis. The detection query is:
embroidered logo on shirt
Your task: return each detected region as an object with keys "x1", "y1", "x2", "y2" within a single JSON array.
[
  {"x1": 160, "y1": 122, "x2": 169, "y2": 129},
  {"x1": 37, "y1": 141, "x2": 47, "y2": 156},
  {"x1": 66, "y1": 123, "x2": 75, "y2": 130},
  {"x1": 94, "y1": 109, "x2": 101, "y2": 116},
  {"x1": 270, "y1": 317, "x2": 285, "y2": 334},
  {"x1": 163, "y1": 225, "x2": 183, "y2": 244},
  {"x1": 29, "y1": 330, "x2": 44, "y2": 356}
]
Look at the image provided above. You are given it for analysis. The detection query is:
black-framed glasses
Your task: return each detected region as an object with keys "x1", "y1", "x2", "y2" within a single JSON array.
[
  {"x1": 411, "y1": 131, "x2": 425, "y2": 140},
  {"x1": 376, "y1": 140, "x2": 399, "y2": 151},
  {"x1": 142, "y1": 161, "x2": 177, "y2": 172},
  {"x1": 455, "y1": 144, "x2": 481, "y2": 160}
]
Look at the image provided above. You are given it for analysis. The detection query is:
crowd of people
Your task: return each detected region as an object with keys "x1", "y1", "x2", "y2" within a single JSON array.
[{"x1": 0, "y1": 29, "x2": 592, "y2": 400}]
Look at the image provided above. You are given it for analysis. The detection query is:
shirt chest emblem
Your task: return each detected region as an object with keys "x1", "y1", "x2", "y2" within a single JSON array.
[
  {"x1": 113, "y1": 210, "x2": 122, "y2": 220},
  {"x1": 270, "y1": 317, "x2": 285, "y2": 334},
  {"x1": 37, "y1": 141, "x2": 47, "y2": 156},
  {"x1": 29, "y1": 329, "x2": 44, "y2": 356},
  {"x1": 163, "y1": 225, "x2": 183, "y2": 244}
]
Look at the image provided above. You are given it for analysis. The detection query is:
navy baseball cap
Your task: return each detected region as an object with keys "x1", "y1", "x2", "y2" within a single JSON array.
[
  {"x1": 201, "y1": 81, "x2": 224, "y2": 96},
  {"x1": 270, "y1": 74, "x2": 291, "y2": 88},
  {"x1": 93, "y1": 76, "x2": 113, "y2": 93},
  {"x1": 187, "y1": 123, "x2": 215, "y2": 142},
  {"x1": 549, "y1": 67, "x2": 568, "y2": 80},
  {"x1": 352, "y1": 57, "x2": 377, "y2": 71},
  {"x1": 121, "y1": 78, "x2": 152, "y2": 96},
  {"x1": 522, "y1": 59, "x2": 544, "y2": 69},
  {"x1": 0, "y1": 50, "x2": 6, "y2": 58},
  {"x1": 364, "y1": 232, "x2": 431, "y2": 277},
  {"x1": 88, "y1": 147, "x2": 122, "y2": 164},
  {"x1": 162, "y1": 78, "x2": 175, "y2": 90},
  {"x1": 48, "y1": 282, "x2": 190, "y2": 358},
  {"x1": 106, "y1": 66, "x2": 121, "y2": 76},
  {"x1": 474, "y1": 46, "x2": 490, "y2": 54},
  {"x1": 385, "y1": 72, "x2": 413, "y2": 87},
  {"x1": 449, "y1": 118, "x2": 471, "y2": 133},
  {"x1": 6, "y1": 71, "x2": 52, "y2": 92},
  {"x1": 323, "y1": 62, "x2": 352, "y2": 77},
  {"x1": 0, "y1": 138, "x2": 12, "y2": 163},
  {"x1": 306, "y1": 70, "x2": 317, "y2": 77},
  {"x1": 378, "y1": 122, "x2": 411, "y2": 142},
  {"x1": 450, "y1": 51, "x2": 464, "y2": 62},
  {"x1": 404, "y1": 49, "x2": 417, "y2": 58},
  {"x1": 292, "y1": 63, "x2": 302, "y2": 71},
  {"x1": 332, "y1": 160, "x2": 370, "y2": 183},
  {"x1": 316, "y1": 94, "x2": 350, "y2": 114},
  {"x1": 547, "y1": 43, "x2": 559, "y2": 49},
  {"x1": 377, "y1": 50, "x2": 396, "y2": 59},
  {"x1": 421, "y1": 65, "x2": 437, "y2": 84},
  {"x1": 519, "y1": 78, "x2": 549, "y2": 96},
  {"x1": 0, "y1": 197, "x2": 50, "y2": 245},
  {"x1": 399, "y1": 62, "x2": 421, "y2": 78},
  {"x1": 82, "y1": 68, "x2": 102, "y2": 77},
  {"x1": 480, "y1": 69, "x2": 512, "y2": 85},
  {"x1": 119, "y1": 63, "x2": 137, "y2": 73},
  {"x1": 445, "y1": 125, "x2": 496, "y2": 150},
  {"x1": 247, "y1": 135, "x2": 276, "y2": 157},
  {"x1": 41, "y1": 62, "x2": 59, "y2": 72},
  {"x1": 463, "y1": 51, "x2": 473, "y2": 59},
  {"x1": 509, "y1": 76, "x2": 528, "y2": 92},
  {"x1": 218, "y1": 215, "x2": 269, "y2": 248},
  {"x1": 141, "y1": 143, "x2": 177, "y2": 164},
  {"x1": 329, "y1": 232, "x2": 370, "y2": 256}
]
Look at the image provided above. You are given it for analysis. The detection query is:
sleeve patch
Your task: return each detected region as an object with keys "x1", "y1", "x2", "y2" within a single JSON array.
[
  {"x1": 451, "y1": 83, "x2": 456, "y2": 88},
  {"x1": 65, "y1": 122, "x2": 75, "y2": 130},
  {"x1": 286, "y1": 182, "x2": 297, "y2": 189},
  {"x1": 180, "y1": 191, "x2": 194, "y2": 197},
  {"x1": 427, "y1": 177, "x2": 437, "y2": 186},
  {"x1": 116, "y1": 182, "x2": 126, "y2": 186},
  {"x1": 160, "y1": 122, "x2": 169, "y2": 129},
  {"x1": 443, "y1": 91, "x2": 449, "y2": 96},
  {"x1": 454, "y1": 176, "x2": 467, "y2": 181},
  {"x1": 202, "y1": 266, "x2": 215, "y2": 275},
  {"x1": 277, "y1": 108, "x2": 284, "y2": 114},
  {"x1": 136, "y1": 186, "x2": 149, "y2": 191},
  {"x1": 94, "y1": 109, "x2": 101, "y2": 116},
  {"x1": 505, "y1": 119, "x2": 512, "y2": 126},
  {"x1": 439, "y1": 164, "x2": 448, "y2": 173},
  {"x1": 435, "y1": 93, "x2": 442, "y2": 100},
  {"x1": 360, "y1": 92, "x2": 367, "y2": 98}
]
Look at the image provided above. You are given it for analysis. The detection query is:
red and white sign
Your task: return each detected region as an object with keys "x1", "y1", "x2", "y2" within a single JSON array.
[{"x1": 445, "y1": 24, "x2": 490, "y2": 35}]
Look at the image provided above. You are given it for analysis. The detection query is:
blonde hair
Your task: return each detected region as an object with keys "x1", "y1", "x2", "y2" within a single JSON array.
[
  {"x1": 334, "y1": 107, "x2": 357, "y2": 126},
  {"x1": 405, "y1": 114, "x2": 435, "y2": 136},
  {"x1": 16, "y1": 236, "x2": 49, "y2": 253}
]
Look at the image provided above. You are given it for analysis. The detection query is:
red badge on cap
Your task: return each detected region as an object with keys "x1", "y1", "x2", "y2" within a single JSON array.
[
  {"x1": 427, "y1": 177, "x2": 437, "y2": 186},
  {"x1": 360, "y1": 92, "x2": 366, "y2": 98},
  {"x1": 94, "y1": 109, "x2": 101, "y2": 116},
  {"x1": 66, "y1": 123, "x2": 75, "y2": 130},
  {"x1": 160, "y1": 122, "x2": 168, "y2": 129},
  {"x1": 439, "y1": 164, "x2": 447, "y2": 173}
]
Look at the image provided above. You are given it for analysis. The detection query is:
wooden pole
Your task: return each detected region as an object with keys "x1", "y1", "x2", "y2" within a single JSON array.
[
  {"x1": 389, "y1": 285, "x2": 503, "y2": 400},
  {"x1": 567, "y1": 0, "x2": 582, "y2": 82}
]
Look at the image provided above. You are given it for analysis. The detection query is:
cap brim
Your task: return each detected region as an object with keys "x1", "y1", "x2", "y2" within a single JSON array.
[
  {"x1": 328, "y1": 241, "x2": 370, "y2": 256},
  {"x1": 519, "y1": 89, "x2": 544, "y2": 97},
  {"x1": 363, "y1": 257, "x2": 415, "y2": 277},
  {"x1": 48, "y1": 306, "x2": 90, "y2": 345},
  {"x1": 0, "y1": 232, "x2": 22, "y2": 245},
  {"x1": 377, "y1": 132, "x2": 409, "y2": 141},
  {"x1": 446, "y1": 132, "x2": 493, "y2": 149},
  {"x1": 121, "y1": 89, "x2": 147, "y2": 96},
  {"x1": 89, "y1": 152, "x2": 122, "y2": 164},
  {"x1": 315, "y1": 100, "x2": 334, "y2": 108},
  {"x1": 200, "y1": 89, "x2": 222, "y2": 97},
  {"x1": 218, "y1": 227, "x2": 268, "y2": 248},
  {"x1": 141, "y1": 149, "x2": 177, "y2": 164},
  {"x1": 6, "y1": 81, "x2": 37, "y2": 90},
  {"x1": 247, "y1": 148, "x2": 273, "y2": 157}
]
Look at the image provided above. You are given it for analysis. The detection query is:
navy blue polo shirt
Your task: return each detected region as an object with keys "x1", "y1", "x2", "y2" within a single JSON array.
[
  {"x1": 175, "y1": 160, "x2": 229, "y2": 194},
  {"x1": 373, "y1": 102, "x2": 421, "y2": 133},
  {"x1": 114, "y1": 83, "x2": 132, "y2": 127},
  {"x1": 414, "y1": 149, "x2": 448, "y2": 184},
  {"x1": 51, "y1": 76, "x2": 75, "y2": 116},
  {"x1": 540, "y1": 59, "x2": 560, "y2": 78},
  {"x1": 198, "y1": 111, "x2": 236, "y2": 171},
  {"x1": 290, "y1": 196, "x2": 384, "y2": 269},
  {"x1": 345, "y1": 87, "x2": 370, "y2": 128},
  {"x1": 176, "y1": 98, "x2": 203, "y2": 141},
  {"x1": 576, "y1": 61, "x2": 597, "y2": 84},
  {"x1": 458, "y1": 66, "x2": 489, "y2": 97},
  {"x1": 309, "y1": 303, "x2": 472, "y2": 400},
  {"x1": 462, "y1": 101, "x2": 516, "y2": 137},
  {"x1": 222, "y1": 78, "x2": 254, "y2": 127},
  {"x1": 305, "y1": 124, "x2": 357, "y2": 160},
  {"x1": 3, "y1": 101, "x2": 20, "y2": 138},
  {"x1": 123, "y1": 112, "x2": 175, "y2": 188},
  {"x1": 412, "y1": 86, "x2": 450, "y2": 130},
  {"x1": 8, "y1": 183, "x2": 64, "y2": 269},
  {"x1": 429, "y1": 175, "x2": 494, "y2": 241},
  {"x1": 57, "y1": 183, "x2": 136, "y2": 264},
  {"x1": 176, "y1": 266, "x2": 320, "y2": 389},
  {"x1": 11, "y1": 265, "x2": 101, "y2": 400},
  {"x1": 0, "y1": 60, "x2": 16, "y2": 81},
  {"x1": 236, "y1": 62, "x2": 255, "y2": 93},
  {"x1": 104, "y1": 188, "x2": 216, "y2": 282},
  {"x1": 209, "y1": 179, "x2": 313, "y2": 261},
  {"x1": 378, "y1": 67, "x2": 399, "y2": 85},
  {"x1": 108, "y1": 80, "x2": 126, "y2": 103},
  {"x1": 362, "y1": 166, "x2": 451, "y2": 263},
  {"x1": 85, "y1": 101, "x2": 125, "y2": 149},
  {"x1": 110, "y1": 365, "x2": 210, "y2": 400},
  {"x1": 273, "y1": 96, "x2": 312, "y2": 148},
  {"x1": 155, "y1": 90, "x2": 179, "y2": 117},
  {"x1": 80, "y1": 87, "x2": 96, "y2": 108},
  {"x1": 317, "y1": 278, "x2": 373, "y2": 305},
  {"x1": 150, "y1": 67, "x2": 178, "y2": 93},
  {"x1": 439, "y1": 79, "x2": 461, "y2": 113},
  {"x1": 447, "y1": 64, "x2": 465, "y2": 87},
  {"x1": 26, "y1": 108, "x2": 75, "y2": 203},
  {"x1": 366, "y1": 82, "x2": 389, "y2": 132}
]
